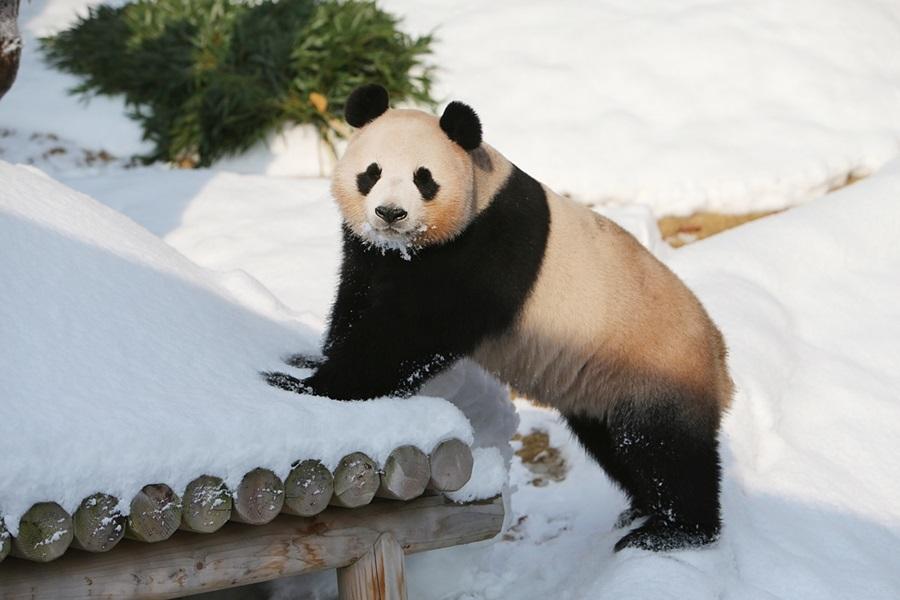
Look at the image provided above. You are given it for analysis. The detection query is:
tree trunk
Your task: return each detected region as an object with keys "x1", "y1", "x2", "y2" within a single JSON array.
[{"x1": 0, "y1": 0, "x2": 21, "y2": 100}]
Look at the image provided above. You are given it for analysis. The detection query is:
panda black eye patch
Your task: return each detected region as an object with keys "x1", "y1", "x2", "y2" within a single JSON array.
[
  {"x1": 413, "y1": 167, "x2": 440, "y2": 200},
  {"x1": 356, "y1": 162, "x2": 382, "y2": 195}
]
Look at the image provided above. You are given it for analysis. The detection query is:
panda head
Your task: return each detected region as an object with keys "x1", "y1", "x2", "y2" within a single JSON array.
[{"x1": 332, "y1": 84, "x2": 483, "y2": 255}]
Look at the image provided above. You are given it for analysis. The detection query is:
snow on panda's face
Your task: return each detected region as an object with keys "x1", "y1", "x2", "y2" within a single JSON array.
[{"x1": 332, "y1": 109, "x2": 476, "y2": 256}]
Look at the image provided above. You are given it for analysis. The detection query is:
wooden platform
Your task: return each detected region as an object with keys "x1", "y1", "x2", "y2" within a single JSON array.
[{"x1": 0, "y1": 495, "x2": 504, "y2": 599}]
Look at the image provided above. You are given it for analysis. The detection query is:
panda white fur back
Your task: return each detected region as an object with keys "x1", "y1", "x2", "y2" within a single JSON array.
[
  {"x1": 264, "y1": 84, "x2": 733, "y2": 553},
  {"x1": 475, "y1": 183, "x2": 732, "y2": 418}
]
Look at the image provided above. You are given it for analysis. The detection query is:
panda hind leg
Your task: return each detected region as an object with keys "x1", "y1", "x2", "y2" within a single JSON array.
[
  {"x1": 566, "y1": 398, "x2": 722, "y2": 552},
  {"x1": 609, "y1": 398, "x2": 722, "y2": 552},
  {"x1": 563, "y1": 413, "x2": 649, "y2": 529}
]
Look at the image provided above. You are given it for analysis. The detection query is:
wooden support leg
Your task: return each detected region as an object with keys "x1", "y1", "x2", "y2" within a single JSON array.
[{"x1": 337, "y1": 532, "x2": 407, "y2": 600}]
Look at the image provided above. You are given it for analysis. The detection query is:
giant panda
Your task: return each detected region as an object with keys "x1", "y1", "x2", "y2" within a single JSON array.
[{"x1": 265, "y1": 84, "x2": 733, "y2": 552}]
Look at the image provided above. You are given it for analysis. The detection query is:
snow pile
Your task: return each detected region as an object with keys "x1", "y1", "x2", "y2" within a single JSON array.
[
  {"x1": 0, "y1": 161, "x2": 479, "y2": 535},
  {"x1": 5, "y1": 0, "x2": 900, "y2": 214}
]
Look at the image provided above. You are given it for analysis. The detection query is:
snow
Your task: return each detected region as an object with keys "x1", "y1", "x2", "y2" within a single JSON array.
[
  {"x1": 5, "y1": 1, "x2": 900, "y2": 214},
  {"x1": 0, "y1": 161, "x2": 477, "y2": 536},
  {"x1": 3, "y1": 0, "x2": 900, "y2": 597},
  {"x1": 445, "y1": 448, "x2": 508, "y2": 505}
]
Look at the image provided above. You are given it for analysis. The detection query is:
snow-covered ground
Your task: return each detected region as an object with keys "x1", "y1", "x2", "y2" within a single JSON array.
[
  {"x1": 3, "y1": 0, "x2": 900, "y2": 598},
  {"x1": 5, "y1": 0, "x2": 900, "y2": 214}
]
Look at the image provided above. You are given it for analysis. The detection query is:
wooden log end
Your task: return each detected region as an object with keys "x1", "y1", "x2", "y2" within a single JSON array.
[
  {"x1": 428, "y1": 439, "x2": 474, "y2": 493},
  {"x1": 72, "y1": 493, "x2": 125, "y2": 553},
  {"x1": 377, "y1": 445, "x2": 430, "y2": 501},
  {"x1": 11, "y1": 502, "x2": 74, "y2": 562},
  {"x1": 181, "y1": 475, "x2": 233, "y2": 534},
  {"x1": 283, "y1": 460, "x2": 334, "y2": 517},
  {"x1": 330, "y1": 452, "x2": 379, "y2": 509},
  {"x1": 126, "y1": 484, "x2": 183, "y2": 543},
  {"x1": 231, "y1": 468, "x2": 285, "y2": 525}
]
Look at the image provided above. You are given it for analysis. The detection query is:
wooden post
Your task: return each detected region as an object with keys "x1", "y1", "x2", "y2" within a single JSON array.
[
  {"x1": 337, "y1": 532, "x2": 407, "y2": 600},
  {"x1": 0, "y1": 519, "x2": 11, "y2": 562},
  {"x1": 231, "y1": 468, "x2": 285, "y2": 525},
  {"x1": 427, "y1": 439, "x2": 474, "y2": 492},
  {"x1": 181, "y1": 475, "x2": 232, "y2": 533},
  {"x1": 283, "y1": 459, "x2": 334, "y2": 517},
  {"x1": 331, "y1": 452, "x2": 379, "y2": 508},
  {"x1": 125, "y1": 484, "x2": 183, "y2": 543},
  {"x1": 377, "y1": 445, "x2": 429, "y2": 501},
  {"x1": 71, "y1": 493, "x2": 125, "y2": 553},
  {"x1": 11, "y1": 502, "x2": 74, "y2": 562},
  {"x1": 0, "y1": 0, "x2": 21, "y2": 100}
]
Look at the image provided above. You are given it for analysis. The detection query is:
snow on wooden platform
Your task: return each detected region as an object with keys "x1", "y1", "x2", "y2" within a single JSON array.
[{"x1": 0, "y1": 162, "x2": 496, "y2": 562}]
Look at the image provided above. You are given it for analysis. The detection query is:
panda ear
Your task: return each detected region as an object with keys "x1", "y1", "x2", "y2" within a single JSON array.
[
  {"x1": 440, "y1": 101, "x2": 482, "y2": 151},
  {"x1": 345, "y1": 84, "x2": 390, "y2": 128}
]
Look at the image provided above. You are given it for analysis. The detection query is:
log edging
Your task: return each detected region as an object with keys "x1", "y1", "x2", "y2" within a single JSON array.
[
  {"x1": 0, "y1": 494, "x2": 503, "y2": 599},
  {"x1": 0, "y1": 438, "x2": 475, "y2": 564}
]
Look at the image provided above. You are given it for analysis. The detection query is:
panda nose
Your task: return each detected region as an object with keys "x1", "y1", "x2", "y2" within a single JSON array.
[{"x1": 375, "y1": 205, "x2": 408, "y2": 224}]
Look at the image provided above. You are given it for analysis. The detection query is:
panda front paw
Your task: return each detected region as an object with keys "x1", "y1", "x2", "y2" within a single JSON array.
[{"x1": 261, "y1": 371, "x2": 314, "y2": 395}]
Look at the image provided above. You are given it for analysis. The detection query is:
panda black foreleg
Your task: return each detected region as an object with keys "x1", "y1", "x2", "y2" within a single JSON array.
[{"x1": 295, "y1": 300, "x2": 457, "y2": 400}]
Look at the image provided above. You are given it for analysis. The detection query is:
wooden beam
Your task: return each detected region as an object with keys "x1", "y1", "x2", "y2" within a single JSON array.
[
  {"x1": 428, "y1": 439, "x2": 474, "y2": 492},
  {"x1": 180, "y1": 476, "x2": 232, "y2": 534},
  {"x1": 331, "y1": 452, "x2": 379, "y2": 508},
  {"x1": 72, "y1": 493, "x2": 125, "y2": 553},
  {"x1": 337, "y1": 533, "x2": 407, "y2": 600},
  {"x1": 10, "y1": 502, "x2": 73, "y2": 563},
  {"x1": 126, "y1": 484, "x2": 183, "y2": 543},
  {"x1": 0, "y1": 495, "x2": 503, "y2": 599},
  {"x1": 230, "y1": 468, "x2": 284, "y2": 525},
  {"x1": 283, "y1": 459, "x2": 333, "y2": 517},
  {"x1": 377, "y1": 446, "x2": 429, "y2": 501}
]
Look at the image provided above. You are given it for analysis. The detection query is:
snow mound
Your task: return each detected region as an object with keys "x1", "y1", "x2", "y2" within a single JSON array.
[{"x1": 0, "y1": 162, "x2": 476, "y2": 535}]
